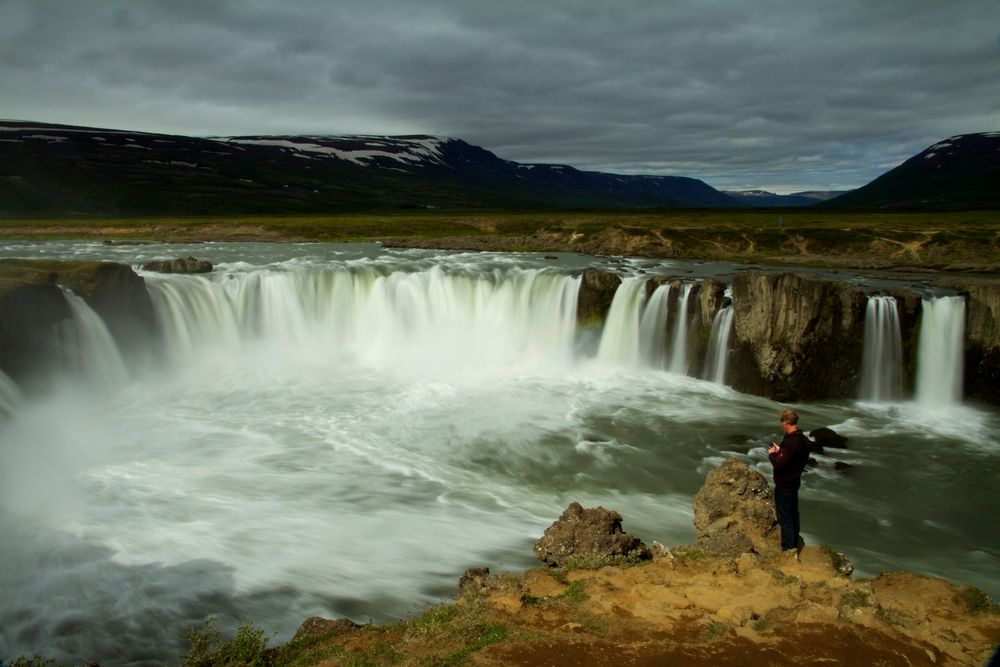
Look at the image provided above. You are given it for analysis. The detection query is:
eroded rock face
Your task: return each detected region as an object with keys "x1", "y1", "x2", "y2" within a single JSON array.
[
  {"x1": 0, "y1": 259, "x2": 155, "y2": 385},
  {"x1": 961, "y1": 283, "x2": 1000, "y2": 403},
  {"x1": 728, "y1": 272, "x2": 867, "y2": 401},
  {"x1": 533, "y1": 501, "x2": 650, "y2": 567},
  {"x1": 142, "y1": 256, "x2": 213, "y2": 274},
  {"x1": 693, "y1": 458, "x2": 780, "y2": 556},
  {"x1": 576, "y1": 269, "x2": 621, "y2": 327}
]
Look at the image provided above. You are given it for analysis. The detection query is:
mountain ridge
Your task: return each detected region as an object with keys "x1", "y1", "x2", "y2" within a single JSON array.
[
  {"x1": 823, "y1": 132, "x2": 1000, "y2": 209},
  {"x1": 0, "y1": 120, "x2": 738, "y2": 215}
]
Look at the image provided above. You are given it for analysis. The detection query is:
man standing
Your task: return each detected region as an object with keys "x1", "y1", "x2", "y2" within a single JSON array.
[{"x1": 768, "y1": 408, "x2": 812, "y2": 554}]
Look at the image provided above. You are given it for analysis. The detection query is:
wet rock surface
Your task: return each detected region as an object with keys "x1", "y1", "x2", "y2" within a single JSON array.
[
  {"x1": 533, "y1": 501, "x2": 650, "y2": 567},
  {"x1": 692, "y1": 458, "x2": 780, "y2": 556},
  {"x1": 142, "y1": 256, "x2": 213, "y2": 273}
]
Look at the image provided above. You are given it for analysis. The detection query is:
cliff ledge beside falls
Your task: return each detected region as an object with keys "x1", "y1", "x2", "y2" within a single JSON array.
[{"x1": 203, "y1": 459, "x2": 1000, "y2": 667}]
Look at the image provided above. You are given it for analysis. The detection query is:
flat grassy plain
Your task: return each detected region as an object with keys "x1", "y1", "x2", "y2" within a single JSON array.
[{"x1": 3, "y1": 208, "x2": 1000, "y2": 270}]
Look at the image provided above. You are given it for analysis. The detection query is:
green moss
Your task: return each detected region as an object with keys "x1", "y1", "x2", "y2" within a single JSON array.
[
  {"x1": 180, "y1": 617, "x2": 272, "y2": 667},
  {"x1": 701, "y1": 621, "x2": 730, "y2": 642},
  {"x1": 559, "y1": 580, "x2": 589, "y2": 605},
  {"x1": 953, "y1": 586, "x2": 996, "y2": 614},
  {"x1": 839, "y1": 589, "x2": 873, "y2": 610}
]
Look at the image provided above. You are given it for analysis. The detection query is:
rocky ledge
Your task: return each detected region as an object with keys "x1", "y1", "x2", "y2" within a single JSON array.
[{"x1": 204, "y1": 459, "x2": 999, "y2": 667}]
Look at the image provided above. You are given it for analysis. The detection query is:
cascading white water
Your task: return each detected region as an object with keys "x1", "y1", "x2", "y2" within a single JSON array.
[
  {"x1": 596, "y1": 277, "x2": 647, "y2": 366},
  {"x1": 0, "y1": 369, "x2": 21, "y2": 417},
  {"x1": 859, "y1": 295, "x2": 904, "y2": 403},
  {"x1": 669, "y1": 283, "x2": 694, "y2": 374},
  {"x1": 638, "y1": 284, "x2": 671, "y2": 368},
  {"x1": 915, "y1": 296, "x2": 966, "y2": 406},
  {"x1": 56, "y1": 290, "x2": 130, "y2": 389},
  {"x1": 146, "y1": 264, "x2": 582, "y2": 375},
  {"x1": 703, "y1": 305, "x2": 734, "y2": 385}
]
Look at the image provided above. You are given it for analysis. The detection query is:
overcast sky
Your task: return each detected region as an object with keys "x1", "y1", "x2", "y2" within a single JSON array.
[{"x1": 2, "y1": 1, "x2": 997, "y2": 193}]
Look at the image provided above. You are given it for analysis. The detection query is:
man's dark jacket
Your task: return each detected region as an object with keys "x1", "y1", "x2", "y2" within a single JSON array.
[{"x1": 768, "y1": 429, "x2": 812, "y2": 491}]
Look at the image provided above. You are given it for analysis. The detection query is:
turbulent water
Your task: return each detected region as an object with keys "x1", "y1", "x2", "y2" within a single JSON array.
[{"x1": 1, "y1": 241, "x2": 998, "y2": 665}]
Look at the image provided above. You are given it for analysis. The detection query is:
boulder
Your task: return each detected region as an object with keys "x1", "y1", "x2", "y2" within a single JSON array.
[
  {"x1": 293, "y1": 616, "x2": 361, "y2": 641},
  {"x1": 809, "y1": 427, "x2": 848, "y2": 453},
  {"x1": 533, "y1": 501, "x2": 650, "y2": 567},
  {"x1": 693, "y1": 458, "x2": 780, "y2": 556},
  {"x1": 142, "y1": 256, "x2": 213, "y2": 274},
  {"x1": 458, "y1": 567, "x2": 492, "y2": 597}
]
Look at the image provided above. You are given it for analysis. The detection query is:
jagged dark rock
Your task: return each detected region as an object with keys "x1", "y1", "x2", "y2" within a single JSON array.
[
  {"x1": 810, "y1": 427, "x2": 848, "y2": 453},
  {"x1": 142, "y1": 256, "x2": 213, "y2": 274},
  {"x1": 727, "y1": 272, "x2": 867, "y2": 401},
  {"x1": 576, "y1": 269, "x2": 621, "y2": 327},
  {"x1": 293, "y1": 616, "x2": 361, "y2": 641},
  {"x1": 692, "y1": 458, "x2": 780, "y2": 556},
  {"x1": 458, "y1": 567, "x2": 493, "y2": 597},
  {"x1": 0, "y1": 259, "x2": 155, "y2": 385},
  {"x1": 533, "y1": 501, "x2": 650, "y2": 567}
]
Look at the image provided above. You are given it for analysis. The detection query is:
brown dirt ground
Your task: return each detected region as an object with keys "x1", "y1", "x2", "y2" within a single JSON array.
[{"x1": 296, "y1": 547, "x2": 1000, "y2": 666}]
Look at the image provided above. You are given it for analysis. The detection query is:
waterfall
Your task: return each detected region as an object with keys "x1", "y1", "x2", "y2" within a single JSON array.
[
  {"x1": 0, "y1": 369, "x2": 21, "y2": 417},
  {"x1": 668, "y1": 283, "x2": 694, "y2": 374},
  {"x1": 859, "y1": 295, "x2": 904, "y2": 403},
  {"x1": 703, "y1": 305, "x2": 734, "y2": 385},
  {"x1": 56, "y1": 290, "x2": 130, "y2": 388},
  {"x1": 145, "y1": 265, "x2": 582, "y2": 374},
  {"x1": 638, "y1": 284, "x2": 671, "y2": 368},
  {"x1": 596, "y1": 277, "x2": 647, "y2": 366},
  {"x1": 915, "y1": 296, "x2": 966, "y2": 406}
]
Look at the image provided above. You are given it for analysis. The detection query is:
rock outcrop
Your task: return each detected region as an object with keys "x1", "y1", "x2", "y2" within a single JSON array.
[
  {"x1": 142, "y1": 256, "x2": 213, "y2": 274},
  {"x1": 692, "y1": 458, "x2": 780, "y2": 556},
  {"x1": 955, "y1": 281, "x2": 1000, "y2": 403},
  {"x1": 0, "y1": 259, "x2": 155, "y2": 386},
  {"x1": 576, "y1": 269, "x2": 621, "y2": 328},
  {"x1": 728, "y1": 272, "x2": 867, "y2": 401},
  {"x1": 533, "y1": 501, "x2": 650, "y2": 567}
]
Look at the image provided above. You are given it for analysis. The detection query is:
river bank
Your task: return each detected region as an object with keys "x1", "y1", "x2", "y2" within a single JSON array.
[
  {"x1": 187, "y1": 460, "x2": 1000, "y2": 667},
  {"x1": 3, "y1": 209, "x2": 1000, "y2": 273}
]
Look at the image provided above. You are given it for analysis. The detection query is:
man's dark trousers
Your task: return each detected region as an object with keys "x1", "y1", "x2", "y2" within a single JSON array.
[{"x1": 774, "y1": 487, "x2": 799, "y2": 551}]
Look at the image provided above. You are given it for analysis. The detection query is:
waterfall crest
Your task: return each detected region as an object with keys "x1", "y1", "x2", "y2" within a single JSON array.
[
  {"x1": 859, "y1": 295, "x2": 903, "y2": 403},
  {"x1": 668, "y1": 284, "x2": 694, "y2": 374},
  {"x1": 57, "y1": 290, "x2": 130, "y2": 388},
  {"x1": 146, "y1": 265, "x2": 582, "y2": 374},
  {"x1": 596, "y1": 277, "x2": 647, "y2": 366},
  {"x1": 915, "y1": 296, "x2": 966, "y2": 406},
  {"x1": 703, "y1": 305, "x2": 734, "y2": 385}
]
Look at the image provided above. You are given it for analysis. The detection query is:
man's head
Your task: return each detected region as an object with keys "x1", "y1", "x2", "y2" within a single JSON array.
[{"x1": 780, "y1": 408, "x2": 799, "y2": 433}]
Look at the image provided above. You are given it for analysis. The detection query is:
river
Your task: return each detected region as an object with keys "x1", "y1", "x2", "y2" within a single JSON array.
[{"x1": 1, "y1": 241, "x2": 997, "y2": 665}]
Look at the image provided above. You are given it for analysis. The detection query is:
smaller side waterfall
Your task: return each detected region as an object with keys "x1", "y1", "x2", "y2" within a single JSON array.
[
  {"x1": 859, "y1": 295, "x2": 903, "y2": 403},
  {"x1": 57, "y1": 290, "x2": 130, "y2": 388},
  {"x1": 668, "y1": 284, "x2": 694, "y2": 374},
  {"x1": 596, "y1": 277, "x2": 647, "y2": 366},
  {"x1": 0, "y1": 369, "x2": 21, "y2": 417},
  {"x1": 638, "y1": 284, "x2": 671, "y2": 368},
  {"x1": 703, "y1": 305, "x2": 734, "y2": 385},
  {"x1": 915, "y1": 296, "x2": 965, "y2": 406}
]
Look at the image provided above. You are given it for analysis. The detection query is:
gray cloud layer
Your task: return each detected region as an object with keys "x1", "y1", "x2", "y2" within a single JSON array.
[{"x1": 2, "y1": 0, "x2": 998, "y2": 192}]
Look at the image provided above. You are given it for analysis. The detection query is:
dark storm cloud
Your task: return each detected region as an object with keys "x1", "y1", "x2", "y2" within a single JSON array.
[{"x1": 1, "y1": 0, "x2": 997, "y2": 192}]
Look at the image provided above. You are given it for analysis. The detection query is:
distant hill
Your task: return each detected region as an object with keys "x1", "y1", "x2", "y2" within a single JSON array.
[
  {"x1": 723, "y1": 190, "x2": 848, "y2": 207},
  {"x1": 824, "y1": 132, "x2": 1000, "y2": 209},
  {"x1": 0, "y1": 121, "x2": 739, "y2": 215}
]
